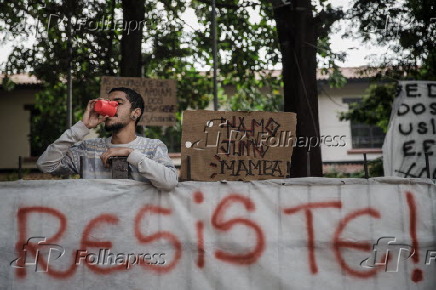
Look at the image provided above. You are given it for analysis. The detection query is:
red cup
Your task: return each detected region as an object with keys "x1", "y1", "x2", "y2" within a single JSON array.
[{"x1": 94, "y1": 100, "x2": 118, "y2": 117}]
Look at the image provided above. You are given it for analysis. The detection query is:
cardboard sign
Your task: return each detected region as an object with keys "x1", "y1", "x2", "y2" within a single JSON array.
[
  {"x1": 181, "y1": 110, "x2": 297, "y2": 181},
  {"x1": 100, "y1": 76, "x2": 177, "y2": 126},
  {"x1": 383, "y1": 81, "x2": 436, "y2": 178}
]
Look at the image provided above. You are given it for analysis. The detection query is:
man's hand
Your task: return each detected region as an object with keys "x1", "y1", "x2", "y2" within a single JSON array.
[
  {"x1": 83, "y1": 98, "x2": 108, "y2": 129},
  {"x1": 100, "y1": 147, "x2": 134, "y2": 168}
]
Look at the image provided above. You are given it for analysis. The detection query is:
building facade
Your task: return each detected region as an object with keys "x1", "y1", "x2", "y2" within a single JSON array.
[{"x1": 0, "y1": 69, "x2": 384, "y2": 175}]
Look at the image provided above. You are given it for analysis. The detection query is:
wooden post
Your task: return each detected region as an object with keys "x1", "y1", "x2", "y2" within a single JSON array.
[
  {"x1": 363, "y1": 153, "x2": 369, "y2": 179},
  {"x1": 187, "y1": 155, "x2": 192, "y2": 181},
  {"x1": 306, "y1": 151, "x2": 311, "y2": 177},
  {"x1": 80, "y1": 156, "x2": 84, "y2": 179},
  {"x1": 425, "y1": 152, "x2": 431, "y2": 179},
  {"x1": 18, "y1": 156, "x2": 23, "y2": 179},
  {"x1": 272, "y1": 0, "x2": 322, "y2": 177},
  {"x1": 286, "y1": 161, "x2": 291, "y2": 178}
]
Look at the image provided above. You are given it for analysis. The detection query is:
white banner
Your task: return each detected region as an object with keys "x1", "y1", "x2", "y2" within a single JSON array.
[
  {"x1": 383, "y1": 81, "x2": 436, "y2": 178},
  {"x1": 0, "y1": 178, "x2": 435, "y2": 289}
]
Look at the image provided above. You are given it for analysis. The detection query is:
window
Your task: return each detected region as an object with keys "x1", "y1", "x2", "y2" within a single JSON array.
[
  {"x1": 350, "y1": 122, "x2": 385, "y2": 148},
  {"x1": 343, "y1": 98, "x2": 386, "y2": 149}
]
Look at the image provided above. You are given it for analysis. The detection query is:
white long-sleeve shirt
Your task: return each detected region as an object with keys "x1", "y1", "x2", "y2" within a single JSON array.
[{"x1": 37, "y1": 121, "x2": 178, "y2": 191}]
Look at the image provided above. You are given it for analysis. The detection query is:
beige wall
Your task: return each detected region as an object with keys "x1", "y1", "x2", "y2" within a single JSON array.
[
  {"x1": 0, "y1": 88, "x2": 37, "y2": 168},
  {"x1": 318, "y1": 81, "x2": 382, "y2": 162},
  {"x1": 212, "y1": 81, "x2": 383, "y2": 163},
  {"x1": 0, "y1": 82, "x2": 383, "y2": 169}
]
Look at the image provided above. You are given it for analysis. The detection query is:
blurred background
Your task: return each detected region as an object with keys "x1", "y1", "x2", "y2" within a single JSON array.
[{"x1": 0, "y1": 0, "x2": 434, "y2": 180}]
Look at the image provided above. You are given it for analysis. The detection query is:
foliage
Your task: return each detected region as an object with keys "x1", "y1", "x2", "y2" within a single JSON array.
[
  {"x1": 347, "y1": 0, "x2": 436, "y2": 80},
  {"x1": 191, "y1": 0, "x2": 346, "y2": 107},
  {"x1": 144, "y1": 0, "x2": 345, "y2": 149},
  {"x1": 315, "y1": 3, "x2": 347, "y2": 88},
  {"x1": 1, "y1": 75, "x2": 16, "y2": 91},
  {"x1": 1, "y1": 0, "x2": 119, "y2": 155},
  {"x1": 1, "y1": 0, "x2": 345, "y2": 155},
  {"x1": 189, "y1": 0, "x2": 282, "y2": 111},
  {"x1": 368, "y1": 157, "x2": 384, "y2": 177},
  {"x1": 340, "y1": 0, "x2": 436, "y2": 142},
  {"x1": 31, "y1": 83, "x2": 66, "y2": 155},
  {"x1": 339, "y1": 82, "x2": 398, "y2": 132},
  {"x1": 323, "y1": 170, "x2": 365, "y2": 178},
  {"x1": 227, "y1": 80, "x2": 283, "y2": 111},
  {"x1": 323, "y1": 157, "x2": 384, "y2": 178}
]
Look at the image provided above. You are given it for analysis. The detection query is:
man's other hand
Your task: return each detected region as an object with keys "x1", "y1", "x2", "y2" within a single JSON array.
[
  {"x1": 100, "y1": 147, "x2": 134, "y2": 168},
  {"x1": 83, "y1": 98, "x2": 108, "y2": 129}
]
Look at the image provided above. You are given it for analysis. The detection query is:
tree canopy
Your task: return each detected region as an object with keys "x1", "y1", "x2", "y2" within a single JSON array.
[
  {"x1": 1, "y1": 0, "x2": 344, "y2": 157},
  {"x1": 340, "y1": 0, "x2": 436, "y2": 129}
]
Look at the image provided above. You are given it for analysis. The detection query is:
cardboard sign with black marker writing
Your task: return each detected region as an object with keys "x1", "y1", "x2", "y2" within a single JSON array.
[
  {"x1": 181, "y1": 110, "x2": 297, "y2": 181},
  {"x1": 100, "y1": 76, "x2": 177, "y2": 126}
]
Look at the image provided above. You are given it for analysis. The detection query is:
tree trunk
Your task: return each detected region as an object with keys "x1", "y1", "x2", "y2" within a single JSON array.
[
  {"x1": 272, "y1": 0, "x2": 323, "y2": 177},
  {"x1": 120, "y1": 0, "x2": 145, "y2": 77}
]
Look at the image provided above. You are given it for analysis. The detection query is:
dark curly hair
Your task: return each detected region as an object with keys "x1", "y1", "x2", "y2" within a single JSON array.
[{"x1": 108, "y1": 87, "x2": 144, "y2": 125}]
